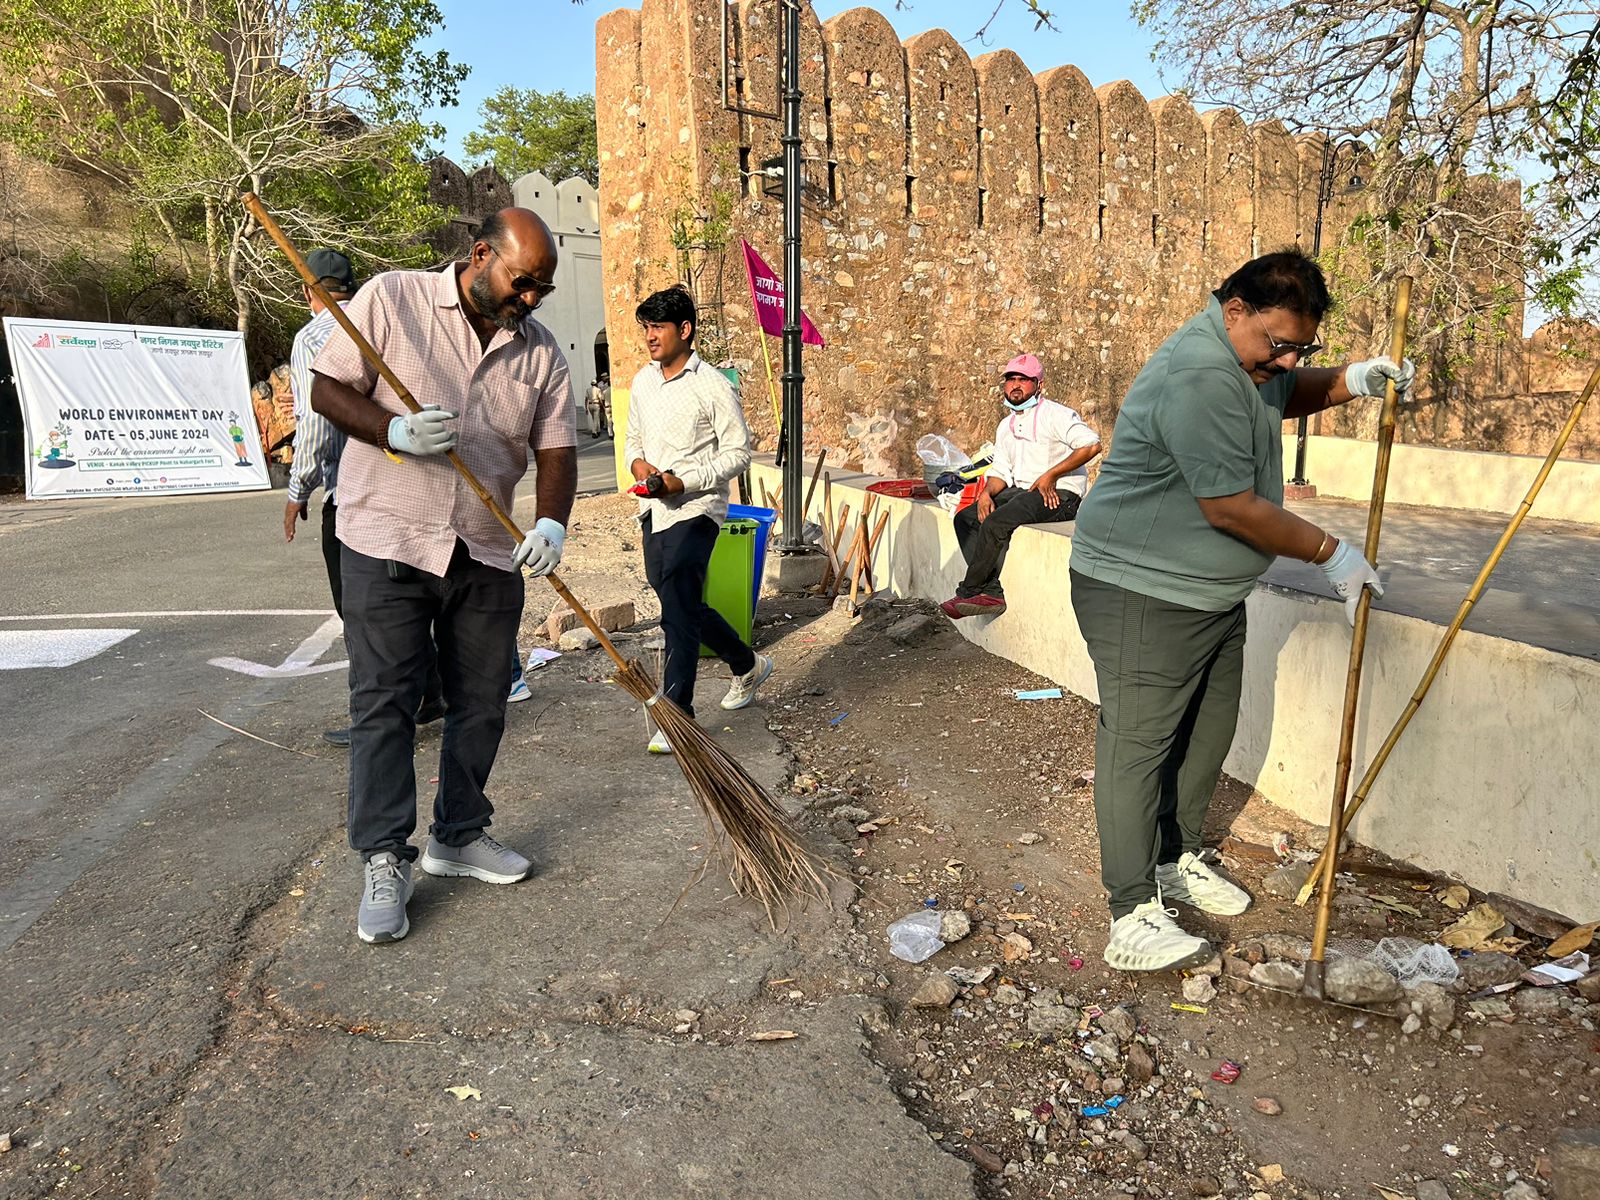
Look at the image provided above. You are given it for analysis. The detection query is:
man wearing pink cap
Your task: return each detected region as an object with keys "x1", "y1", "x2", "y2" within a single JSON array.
[{"x1": 940, "y1": 353, "x2": 1102, "y2": 618}]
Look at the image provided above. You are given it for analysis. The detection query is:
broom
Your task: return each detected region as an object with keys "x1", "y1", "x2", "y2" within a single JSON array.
[{"x1": 242, "y1": 193, "x2": 835, "y2": 926}]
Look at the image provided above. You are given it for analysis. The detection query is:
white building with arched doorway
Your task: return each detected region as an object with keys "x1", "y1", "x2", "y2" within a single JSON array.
[{"x1": 511, "y1": 171, "x2": 608, "y2": 419}]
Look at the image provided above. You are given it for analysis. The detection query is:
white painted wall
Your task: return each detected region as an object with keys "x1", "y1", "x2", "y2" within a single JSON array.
[{"x1": 512, "y1": 171, "x2": 607, "y2": 412}]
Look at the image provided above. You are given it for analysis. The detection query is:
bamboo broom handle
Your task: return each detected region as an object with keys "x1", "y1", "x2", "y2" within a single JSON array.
[
  {"x1": 1305, "y1": 276, "x2": 1412, "y2": 995},
  {"x1": 240, "y1": 192, "x2": 633, "y2": 676},
  {"x1": 1296, "y1": 355, "x2": 1599, "y2": 907},
  {"x1": 803, "y1": 448, "x2": 828, "y2": 518}
]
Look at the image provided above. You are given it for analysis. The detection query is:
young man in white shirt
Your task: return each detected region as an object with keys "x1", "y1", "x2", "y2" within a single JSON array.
[
  {"x1": 625, "y1": 286, "x2": 772, "y2": 753},
  {"x1": 941, "y1": 353, "x2": 1102, "y2": 618}
]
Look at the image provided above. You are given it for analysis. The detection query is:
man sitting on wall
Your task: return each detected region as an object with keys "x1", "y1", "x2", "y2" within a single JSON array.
[{"x1": 940, "y1": 353, "x2": 1103, "y2": 618}]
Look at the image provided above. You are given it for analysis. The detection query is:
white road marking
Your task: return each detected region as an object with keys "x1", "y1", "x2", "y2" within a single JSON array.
[
  {"x1": 0, "y1": 609, "x2": 336, "y2": 622},
  {"x1": 0, "y1": 628, "x2": 139, "y2": 669},
  {"x1": 208, "y1": 615, "x2": 347, "y2": 678}
]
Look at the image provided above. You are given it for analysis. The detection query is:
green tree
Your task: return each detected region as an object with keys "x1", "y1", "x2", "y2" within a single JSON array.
[
  {"x1": 0, "y1": 0, "x2": 468, "y2": 348},
  {"x1": 1134, "y1": 0, "x2": 1600, "y2": 358},
  {"x1": 463, "y1": 87, "x2": 599, "y2": 186}
]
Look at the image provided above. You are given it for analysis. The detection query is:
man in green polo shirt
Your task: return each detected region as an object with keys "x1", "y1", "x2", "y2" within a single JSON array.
[{"x1": 1070, "y1": 249, "x2": 1414, "y2": 972}]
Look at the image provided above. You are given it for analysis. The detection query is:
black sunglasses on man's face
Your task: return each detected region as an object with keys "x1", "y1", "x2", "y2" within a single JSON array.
[{"x1": 1250, "y1": 306, "x2": 1323, "y2": 361}]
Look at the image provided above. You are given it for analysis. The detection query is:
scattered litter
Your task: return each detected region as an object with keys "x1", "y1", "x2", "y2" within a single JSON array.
[
  {"x1": 1014, "y1": 687, "x2": 1063, "y2": 701},
  {"x1": 999, "y1": 911, "x2": 1036, "y2": 922},
  {"x1": 1436, "y1": 884, "x2": 1471, "y2": 911},
  {"x1": 0, "y1": 1133, "x2": 10, "y2": 1154},
  {"x1": 1011, "y1": 882, "x2": 1027, "y2": 893},
  {"x1": 526, "y1": 647, "x2": 561, "y2": 668},
  {"x1": 1078, "y1": 769, "x2": 1094, "y2": 784},
  {"x1": 1079, "y1": 1095, "x2": 1124, "y2": 1118},
  {"x1": 944, "y1": 858, "x2": 965, "y2": 880},
  {"x1": 288, "y1": 888, "x2": 304, "y2": 897},
  {"x1": 1440, "y1": 903, "x2": 1508, "y2": 950},
  {"x1": 1546, "y1": 920, "x2": 1600, "y2": 958},
  {"x1": 887, "y1": 910, "x2": 947, "y2": 963},
  {"x1": 1442, "y1": 1144, "x2": 1460, "y2": 1158},
  {"x1": 1371, "y1": 937, "x2": 1460, "y2": 986},
  {"x1": 1068, "y1": 957, "x2": 1085, "y2": 970},
  {"x1": 1372, "y1": 1187, "x2": 1410, "y2": 1200},
  {"x1": 748, "y1": 1030, "x2": 799, "y2": 1041},
  {"x1": 1210, "y1": 1060, "x2": 1242, "y2": 1084},
  {"x1": 1271, "y1": 831, "x2": 1293, "y2": 859},
  {"x1": 1523, "y1": 951, "x2": 1590, "y2": 986},
  {"x1": 922, "y1": 896, "x2": 939, "y2": 908},
  {"x1": 1253, "y1": 1096, "x2": 1283, "y2": 1116},
  {"x1": 829, "y1": 712, "x2": 849, "y2": 727},
  {"x1": 445, "y1": 1086, "x2": 482, "y2": 1101},
  {"x1": 1172, "y1": 1002, "x2": 1209, "y2": 1015},
  {"x1": 1371, "y1": 894, "x2": 1425, "y2": 918}
]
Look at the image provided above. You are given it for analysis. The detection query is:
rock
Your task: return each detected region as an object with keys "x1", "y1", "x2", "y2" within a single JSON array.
[
  {"x1": 1027, "y1": 1003, "x2": 1080, "y2": 1035},
  {"x1": 1222, "y1": 954, "x2": 1252, "y2": 980},
  {"x1": 1575, "y1": 971, "x2": 1600, "y2": 1003},
  {"x1": 1552, "y1": 1127, "x2": 1600, "y2": 1200},
  {"x1": 1469, "y1": 997, "x2": 1513, "y2": 1018},
  {"x1": 1193, "y1": 954, "x2": 1225, "y2": 977},
  {"x1": 1262, "y1": 861, "x2": 1314, "y2": 899},
  {"x1": 1118, "y1": 1132, "x2": 1150, "y2": 1163},
  {"x1": 909, "y1": 974, "x2": 960, "y2": 1008},
  {"x1": 1002, "y1": 932, "x2": 1033, "y2": 962},
  {"x1": 1487, "y1": 892, "x2": 1577, "y2": 941},
  {"x1": 1249, "y1": 961, "x2": 1305, "y2": 991},
  {"x1": 1500, "y1": 1182, "x2": 1539, "y2": 1200},
  {"x1": 1097, "y1": 1006, "x2": 1138, "y2": 1043},
  {"x1": 1453, "y1": 951, "x2": 1525, "y2": 994},
  {"x1": 1191, "y1": 1175, "x2": 1222, "y2": 1197},
  {"x1": 1253, "y1": 1097, "x2": 1283, "y2": 1116},
  {"x1": 886, "y1": 613, "x2": 934, "y2": 645},
  {"x1": 993, "y1": 982, "x2": 1026, "y2": 1006},
  {"x1": 1401, "y1": 1013, "x2": 1423, "y2": 1035},
  {"x1": 1415, "y1": 1181, "x2": 1451, "y2": 1200},
  {"x1": 1017, "y1": 832, "x2": 1044, "y2": 845},
  {"x1": 546, "y1": 598, "x2": 636, "y2": 642},
  {"x1": 1511, "y1": 986, "x2": 1563, "y2": 1018},
  {"x1": 1261, "y1": 933, "x2": 1313, "y2": 962},
  {"x1": 1100, "y1": 1075, "x2": 1125, "y2": 1095},
  {"x1": 1325, "y1": 956, "x2": 1403, "y2": 1005},
  {"x1": 1126, "y1": 1042, "x2": 1157, "y2": 1083},
  {"x1": 964, "y1": 1141, "x2": 1006, "y2": 1174},
  {"x1": 1183, "y1": 975, "x2": 1218, "y2": 1004},
  {"x1": 1085, "y1": 1033, "x2": 1122, "y2": 1063},
  {"x1": 938, "y1": 910, "x2": 972, "y2": 942},
  {"x1": 558, "y1": 627, "x2": 599, "y2": 651},
  {"x1": 1404, "y1": 981, "x2": 1457, "y2": 1032}
]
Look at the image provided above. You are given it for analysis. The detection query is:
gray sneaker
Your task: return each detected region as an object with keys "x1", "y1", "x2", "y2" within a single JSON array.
[
  {"x1": 357, "y1": 852, "x2": 414, "y2": 944},
  {"x1": 419, "y1": 833, "x2": 531, "y2": 884}
]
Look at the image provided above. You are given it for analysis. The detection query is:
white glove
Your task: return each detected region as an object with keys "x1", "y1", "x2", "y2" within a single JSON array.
[
  {"x1": 1344, "y1": 356, "x2": 1416, "y2": 400},
  {"x1": 387, "y1": 406, "x2": 458, "y2": 455},
  {"x1": 512, "y1": 517, "x2": 566, "y2": 577},
  {"x1": 1317, "y1": 539, "x2": 1385, "y2": 626}
]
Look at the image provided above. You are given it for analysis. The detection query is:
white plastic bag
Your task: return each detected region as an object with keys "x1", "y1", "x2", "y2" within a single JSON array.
[
  {"x1": 887, "y1": 909, "x2": 946, "y2": 963},
  {"x1": 916, "y1": 434, "x2": 969, "y2": 469}
]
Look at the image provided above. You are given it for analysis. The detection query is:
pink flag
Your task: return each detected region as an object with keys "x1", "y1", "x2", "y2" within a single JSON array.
[{"x1": 741, "y1": 238, "x2": 825, "y2": 347}]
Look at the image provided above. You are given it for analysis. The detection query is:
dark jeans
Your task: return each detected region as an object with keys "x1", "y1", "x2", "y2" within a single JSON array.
[
  {"x1": 954, "y1": 485, "x2": 1080, "y2": 598},
  {"x1": 643, "y1": 514, "x2": 756, "y2": 718},
  {"x1": 324, "y1": 499, "x2": 442, "y2": 710},
  {"x1": 1070, "y1": 570, "x2": 1247, "y2": 919},
  {"x1": 341, "y1": 540, "x2": 523, "y2": 861}
]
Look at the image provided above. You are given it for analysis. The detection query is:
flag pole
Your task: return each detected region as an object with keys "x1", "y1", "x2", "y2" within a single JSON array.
[
  {"x1": 778, "y1": 0, "x2": 805, "y2": 549},
  {"x1": 757, "y1": 329, "x2": 782, "y2": 439}
]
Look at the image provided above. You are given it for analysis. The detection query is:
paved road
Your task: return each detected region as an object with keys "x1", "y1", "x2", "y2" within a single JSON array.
[{"x1": 0, "y1": 450, "x2": 971, "y2": 1199}]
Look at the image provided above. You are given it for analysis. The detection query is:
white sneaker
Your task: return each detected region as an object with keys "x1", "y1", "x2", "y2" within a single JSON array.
[
  {"x1": 647, "y1": 728, "x2": 673, "y2": 755},
  {"x1": 720, "y1": 654, "x2": 774, "y2": 710},
  {"x1": 1103, "y1": 899, "x2": 1213, "y2": 972},
  {"x1": 1155, "y1": 851, "x2": 1253, "y2": 916}
]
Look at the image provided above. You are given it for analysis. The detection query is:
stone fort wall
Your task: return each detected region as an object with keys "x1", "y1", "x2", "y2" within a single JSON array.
[{"x1": 595, "y1": 0, "x2": 1596, "y2": 473}]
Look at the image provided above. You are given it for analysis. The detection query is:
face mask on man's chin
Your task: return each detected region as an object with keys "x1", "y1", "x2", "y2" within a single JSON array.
[{"x1": 1004, "y1": 395, "x2": 1040, "y2": 413}]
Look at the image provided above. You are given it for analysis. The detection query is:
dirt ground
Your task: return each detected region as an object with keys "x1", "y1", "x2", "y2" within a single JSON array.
[{"x1": 544, "y1": 494, "x2": 1599, "y2": 1200}]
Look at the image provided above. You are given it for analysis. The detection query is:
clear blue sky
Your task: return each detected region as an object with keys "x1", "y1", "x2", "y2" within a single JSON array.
[{"x1": 422, "y1": 1, "x2": 1162, "y2": 163}]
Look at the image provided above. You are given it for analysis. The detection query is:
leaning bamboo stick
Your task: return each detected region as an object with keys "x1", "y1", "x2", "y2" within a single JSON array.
[
  {"x1": 1296, "y1": 357, "x2": 1600, "y2": 908},
  {"x1": 1304, "y1": 276, "x2": 1412, "y2": 1002},
  {"x1": 847, "y1": 509, "x2": 871, "y2": 610},
  {"x1": 858, "y1": 510, "x2": 890, "y2": 597}
]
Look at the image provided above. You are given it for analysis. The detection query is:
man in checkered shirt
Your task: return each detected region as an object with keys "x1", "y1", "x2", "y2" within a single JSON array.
[
  {"x1": 310, "y1": 208, "x2": 577, "y2": 944},
  {"x1": 626, "y1": 286, "x2": 772, "y2": 754}
]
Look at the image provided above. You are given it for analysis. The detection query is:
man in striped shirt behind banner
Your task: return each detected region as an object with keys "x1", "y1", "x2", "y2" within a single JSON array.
[{"x1": 626, "y1": 285, "x2": 772, "y2": 754}]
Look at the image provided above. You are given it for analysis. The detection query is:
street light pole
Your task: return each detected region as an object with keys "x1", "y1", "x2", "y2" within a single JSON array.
[
  {"x1": 777, "y1": 0, "x2": 805, "y2": 550},
  {"x1": 1292, "y1": 136, "x2": 1358, "y2": 489}
]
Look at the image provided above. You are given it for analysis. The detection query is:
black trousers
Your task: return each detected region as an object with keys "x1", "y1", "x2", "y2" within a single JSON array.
[
  {"x1": 953, "y1": 485, "x2": 1081, "y2": 599},
  {"x1": 341, "y1": 541, "x2": 522, "y2": 861},
  {"x1": 643, "y1": 514, "x2": 756, "y2": 719}
]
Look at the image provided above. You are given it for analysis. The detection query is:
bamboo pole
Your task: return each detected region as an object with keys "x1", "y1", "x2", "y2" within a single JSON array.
[
  {"x1": 858, "y1": 510, "x2": 890, "y2": 597},
  {"x1": 1296, "y1": 356, "x2": 1600, "y2": 909},
  {"x1": 1303, "y1": 276, "x2": 1412, "y2": 1002}
]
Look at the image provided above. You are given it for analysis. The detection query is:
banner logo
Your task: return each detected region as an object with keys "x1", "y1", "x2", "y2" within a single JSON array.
[{"x1": 32, "y1": 332, "x2": 51, "y2": 349}]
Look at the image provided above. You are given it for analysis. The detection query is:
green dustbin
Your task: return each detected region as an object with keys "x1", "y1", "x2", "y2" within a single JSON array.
[{"x1": 701, "y1": 517, "x2": 758, "y2": 656}]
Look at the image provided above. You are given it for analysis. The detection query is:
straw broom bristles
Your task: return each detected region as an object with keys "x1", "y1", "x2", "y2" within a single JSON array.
[{"x1": 611, "y1": 660, "x2": 837, "y2": 927}]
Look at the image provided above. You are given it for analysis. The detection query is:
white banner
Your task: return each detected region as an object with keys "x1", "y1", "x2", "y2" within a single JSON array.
[{"x1": 4, "y1": 316, "x2": 270, "y2": 500}]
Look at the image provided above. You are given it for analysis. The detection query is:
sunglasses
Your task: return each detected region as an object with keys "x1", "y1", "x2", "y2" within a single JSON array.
[
  {"x1": 492, "y1": 250, "x2": 556, "y2": 308},
  {"x1": 1251, "y1": 306, "x2": 1322, "y2": 360}
]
